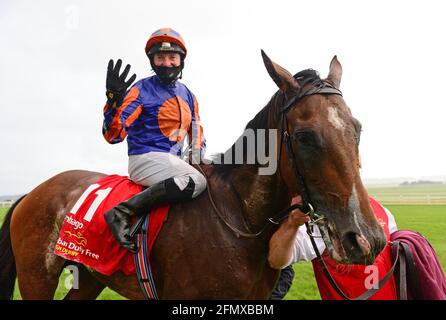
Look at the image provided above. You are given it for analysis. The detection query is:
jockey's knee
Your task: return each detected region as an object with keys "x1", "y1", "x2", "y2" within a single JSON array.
[
  {"x1": 172, "y1": 173, "x2": 206, "y2": 199},
  {"x1": 190, "y1": 173, "x2": 207, "y2": 198}
]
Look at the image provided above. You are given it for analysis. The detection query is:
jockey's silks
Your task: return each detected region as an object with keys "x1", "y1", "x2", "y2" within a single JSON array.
[
  {"x1": 103, "y1": 75, "x2": 205, "y2": 156},
  {"x1": 312, "y1": 198, "x2": 398, "y2": 300}
]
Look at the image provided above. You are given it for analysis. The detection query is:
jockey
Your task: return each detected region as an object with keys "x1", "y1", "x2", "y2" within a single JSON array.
[
  {"x1": 268, "y1": 196, "x2": 399, "y2": 300},
  {"x1": 101, "y1": 28, "x2": 207, "y2": 253}
]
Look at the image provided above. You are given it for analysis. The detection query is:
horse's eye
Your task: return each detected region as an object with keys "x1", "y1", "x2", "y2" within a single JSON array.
[{"x1": 294, "y1": 131, "x2": 318, "y2": 148}]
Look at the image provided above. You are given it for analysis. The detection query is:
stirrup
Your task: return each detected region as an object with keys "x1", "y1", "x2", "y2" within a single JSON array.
[
  {"x1": 129, "y1": 215, "x2": 146, "y2": 239},
  {"x1": 121, "y1": 235, "x2": 139, "y2": 254}
]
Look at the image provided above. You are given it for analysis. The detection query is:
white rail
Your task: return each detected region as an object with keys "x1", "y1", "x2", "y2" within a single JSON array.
[{"x1": 369, "y1": 193, "x2": 446, "y2": 205}]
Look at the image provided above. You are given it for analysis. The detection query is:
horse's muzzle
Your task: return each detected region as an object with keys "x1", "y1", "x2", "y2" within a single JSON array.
[{"x1": 338, "y1": 231, "x2": 385, "y2": 265}]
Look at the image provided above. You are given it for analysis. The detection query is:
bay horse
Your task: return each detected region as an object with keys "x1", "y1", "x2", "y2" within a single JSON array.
[{"x1": 0, "y1": 51, "x2": 386, "y2": 300}]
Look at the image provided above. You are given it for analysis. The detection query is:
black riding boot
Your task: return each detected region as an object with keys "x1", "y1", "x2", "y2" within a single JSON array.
[{"x1": 104, "y1": 177, "x2": 196, "y2": 253}]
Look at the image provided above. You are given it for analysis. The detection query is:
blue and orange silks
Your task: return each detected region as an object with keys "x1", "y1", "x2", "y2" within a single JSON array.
[{"x1": 102, "y1": 75, "x2": 205, "y2": 156}]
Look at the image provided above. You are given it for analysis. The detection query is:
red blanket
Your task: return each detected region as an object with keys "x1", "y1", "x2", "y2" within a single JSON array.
[{"x1": 54, "y1": 175, "x2": 169, "y2": 275}]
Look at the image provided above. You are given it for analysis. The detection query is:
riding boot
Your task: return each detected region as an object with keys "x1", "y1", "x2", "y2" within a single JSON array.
[{"x1": 104, "y1": 177, "x2": 196, "y2": 253}]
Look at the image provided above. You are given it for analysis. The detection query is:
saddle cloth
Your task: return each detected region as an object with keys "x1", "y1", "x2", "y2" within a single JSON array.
[{"x1": 53, "y1": 174, "x2": 169, "y2": 275}]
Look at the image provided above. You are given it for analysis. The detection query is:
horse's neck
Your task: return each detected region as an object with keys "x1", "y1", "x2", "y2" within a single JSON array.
[{"x1": 228, "y1": 165, "x2": 289, "y2": 235}]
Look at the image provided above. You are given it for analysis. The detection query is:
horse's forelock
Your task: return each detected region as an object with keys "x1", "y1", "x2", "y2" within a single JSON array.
[{"x1": 293, "y1": 68, "x2": 321, "y2": 85}]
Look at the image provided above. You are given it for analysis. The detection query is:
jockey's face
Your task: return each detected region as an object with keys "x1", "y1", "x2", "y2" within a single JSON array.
[{"x1": 153, "y1": 52, "x2": 181, "y2": 67}]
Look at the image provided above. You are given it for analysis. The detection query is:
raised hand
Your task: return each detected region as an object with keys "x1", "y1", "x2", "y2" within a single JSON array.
[{"x1": 105, "y1": 59, "x2": 137, "y2": 107}]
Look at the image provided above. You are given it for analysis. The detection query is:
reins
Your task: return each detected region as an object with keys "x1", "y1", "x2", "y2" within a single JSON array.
[
  {"x1": 198, "y1": 77, "x2": 401, "y2": 299},
  {"x1": 278, "y1": 78, "x2": 401, "y2": 300},
  {"x1": 196, "y1": 164, "x2": 311, "y2": 238},
  {"x1": 278, "y1": 78, "x2": 342, "y2": 233},
  {"x1": 195, "y1": 75, "x2": 404, "y2": 299},
  {"x1": 195, "y1": 78, "x2": 342, "y2": 239}
]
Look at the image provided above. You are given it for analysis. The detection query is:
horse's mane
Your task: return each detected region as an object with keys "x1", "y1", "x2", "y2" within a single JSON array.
[
  {"x1": 243, "y1": 69, "x2": 321, "y2": 130},
  {"x1": 211, "y1": 69, "x2": 322, "y2": 178}
]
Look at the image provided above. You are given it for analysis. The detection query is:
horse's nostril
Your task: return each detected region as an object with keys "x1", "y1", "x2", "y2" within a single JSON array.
[
  {"x1": 341, "y1": 232, "x2": 371, "y2": 257},
  {"x1": 341, "y1": 232, "x2": 358, "y2": 253},
  {"x1": 355, "y1": 233, "x2": 371, "y2": 255}
]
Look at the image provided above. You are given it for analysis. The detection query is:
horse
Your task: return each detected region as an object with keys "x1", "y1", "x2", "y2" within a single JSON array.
[{"x1": 0, "y1": 51, "x2": 386, "y2": 300}]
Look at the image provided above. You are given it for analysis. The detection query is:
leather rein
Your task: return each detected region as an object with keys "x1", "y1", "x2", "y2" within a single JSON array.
[
  {"x1": 198, "y1": 78, "x2": 341, "y2": 238},
  {"x1": 274, "y1": 79, "x2": 405, "y2": 300},
  {"x1": 199, "y1": 78, "x2": 406, "y2": 300}
]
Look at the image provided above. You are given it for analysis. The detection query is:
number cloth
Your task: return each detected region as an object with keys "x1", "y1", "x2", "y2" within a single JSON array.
[{"x1": 54, "y1": 175, "x2": 169, "y2": 275}]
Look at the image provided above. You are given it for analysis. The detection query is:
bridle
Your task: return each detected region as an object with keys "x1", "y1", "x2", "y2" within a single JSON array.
[
  {"x1": 199, "y1": 76, "x2": 342, "y2": 238},
  {"x1": 276, "y1": 77, "x2": 343, "y2": 233},
  {"x1": 275, "y1": 77, "x2": 404, "y2": 300},
  {"x1": 195, "y1": 76, "x2": 403, "y2": 300},
  {"x1": 198, "y1": 78, "x2": 406, "y2": 300}
]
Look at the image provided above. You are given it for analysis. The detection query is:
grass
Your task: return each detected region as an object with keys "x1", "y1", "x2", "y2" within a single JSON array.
[
  {"x1": 285, "y1": 262, "x2": 320, "y2": 300},
  {"x1": 368, "y1": 183, "x2": 446, "y2": 195},
  {"x1": 386, "y1": 205, "x2": 446, "y2": 269},
  {"x1": 1, "y1": 207, "x2": 8, "y2": 222},
  {"x1": 368, "y1": 184, "x2": 446, "y2": 205},
  {"x1": 1, "y1": 203, "x2": 445, "y2": 300}
]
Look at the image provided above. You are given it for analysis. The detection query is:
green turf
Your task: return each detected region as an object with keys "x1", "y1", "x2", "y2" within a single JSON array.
[
  {"x1": 1, "y1": 204, "x2": 445, "y2": 300},
  {"x1": 284, "y1": 262, "x2": 321, "y2": 300},
  {"x1": 367, "y1": 184, "x2": 446, "y2": 205},
  {"x1": 0, "y1": 207, "x2": 7, "y2": 225},
  {"x1": 387, "y1": 205, "x2": 446, "y2": 271},
  {"x1": 367, "y1": 184, "x2": 446, "y2": 195}
]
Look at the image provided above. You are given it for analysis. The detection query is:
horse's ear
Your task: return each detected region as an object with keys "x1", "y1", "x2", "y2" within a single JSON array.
[
  {"x1": 327, "y1": 55, "x2": 342, "y2": 89},
  {"x1": 261, "y1": 50, "x2": 300, "y2": 95}
]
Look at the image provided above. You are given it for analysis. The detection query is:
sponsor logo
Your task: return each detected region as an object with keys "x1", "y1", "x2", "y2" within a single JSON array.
[
  {"x1": 64, "y1": 215, "x2": 84, "y2": 230},
  {"x1": 55, "y1": 237, "x2": 100, "y2": 260},
  {"x1": 64, "y1": 230, "x2": 87, "y2": 246}
]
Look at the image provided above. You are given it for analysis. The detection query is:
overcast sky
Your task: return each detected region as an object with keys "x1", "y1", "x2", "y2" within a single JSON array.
[{"x1": 1, "y1": 0, "x2": 445, "y2": 195}]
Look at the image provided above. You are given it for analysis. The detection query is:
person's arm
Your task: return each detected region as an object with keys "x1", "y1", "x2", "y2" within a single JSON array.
[
  {"x1": 102, "y1": 58, "x2": 139, "y2": 144},
  {"x1": 268, "y1": 196, "x2": 310, "y2": 269},
  {"x1": 102, "y1": 86, "x2": 142, "y2": 144},
  {"x1": 384, "y1": 206, "x2": 398, "y2": 234},
  {"x1": 187, "y1": 95, "x2": 206, "y2": 161}
]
